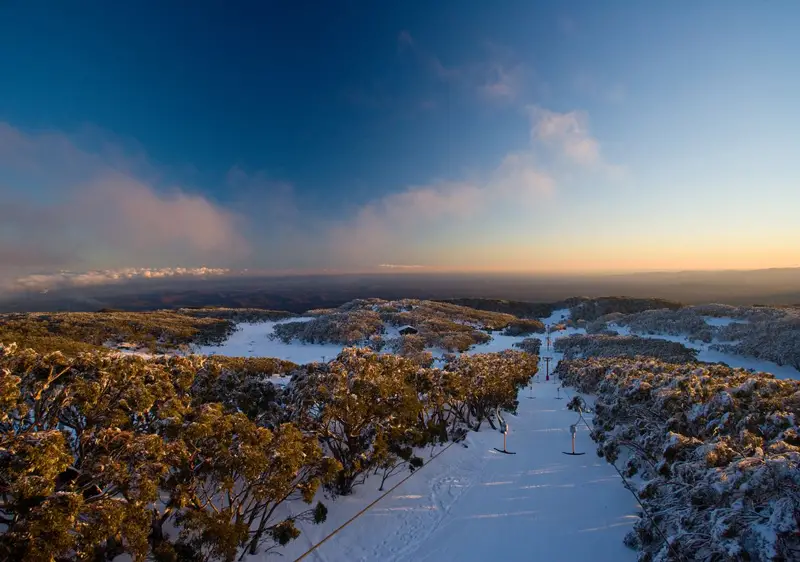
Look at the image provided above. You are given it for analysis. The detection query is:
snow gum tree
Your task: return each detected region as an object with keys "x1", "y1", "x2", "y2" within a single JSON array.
[
  {"x1": 169, "y1": 406, "x2": 339, "y2": 560},
  {"x1": 443, "y1": 351, "x2": 538, "y2": 432},
  {"x1": 298, "y1": 347, "x2": 428, "y2": 496}
]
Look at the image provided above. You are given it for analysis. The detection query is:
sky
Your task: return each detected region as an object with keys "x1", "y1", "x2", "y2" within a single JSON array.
[{"x1": 1, "y1": 0, "x2": 800, "y2": 290}]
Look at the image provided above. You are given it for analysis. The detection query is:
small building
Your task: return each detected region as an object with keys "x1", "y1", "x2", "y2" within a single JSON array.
[{"x1": 398, "y1": 325, "x2": 419, "y2": 336}]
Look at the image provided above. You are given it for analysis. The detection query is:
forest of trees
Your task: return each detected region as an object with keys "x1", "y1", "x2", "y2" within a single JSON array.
[
  {"x1": 0, "y1": 342, "x2": 538, "y2": 561},
  {"x1": 558, "y1": 357, "x2": 800, "y2": 561}
]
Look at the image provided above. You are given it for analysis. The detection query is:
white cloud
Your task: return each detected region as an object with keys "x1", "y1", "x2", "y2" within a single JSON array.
[
  {"x1": 527, "y1": 106, "x2": 624, "y2": 179},
  {"x1": 529, "y1": 106, "x2": 600, "y2": 165},
  {"x1": 11, "y1": 267, "x2": 232, "y2": 291}
]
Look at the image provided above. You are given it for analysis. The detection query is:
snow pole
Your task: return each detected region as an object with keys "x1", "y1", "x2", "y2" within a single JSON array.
[
  {"x1": 562, "y1": 407, "x2": 586, "y2": 456},
  {"x1": 493, "y1": 406, "x2": 516, "y2": 454},
  {"x1": 555, "y1": 386, "x2": 563, "y2": 400}
]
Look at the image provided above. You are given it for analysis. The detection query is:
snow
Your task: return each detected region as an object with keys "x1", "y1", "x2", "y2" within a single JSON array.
[
  {"x1": 194, "y1": 318, "x2": 345, "y2": 364},
  {"x1": 702, "y1": 316, "x2": 749, "y2": 327}
]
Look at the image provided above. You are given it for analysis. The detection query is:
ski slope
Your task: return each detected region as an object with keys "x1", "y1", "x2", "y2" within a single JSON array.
[{"x1": 279, "y1": 341, "x2": 639, "y2": 562}]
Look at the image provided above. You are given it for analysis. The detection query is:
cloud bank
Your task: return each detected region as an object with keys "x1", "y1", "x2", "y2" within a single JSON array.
[{"x1": 0, "y1": 123, "x2": 249, "y2": 283}]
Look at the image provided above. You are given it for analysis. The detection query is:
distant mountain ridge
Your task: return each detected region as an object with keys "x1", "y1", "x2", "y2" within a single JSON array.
[{"x1": 1, "y1": 267, "x2": 799, "y2": 313}]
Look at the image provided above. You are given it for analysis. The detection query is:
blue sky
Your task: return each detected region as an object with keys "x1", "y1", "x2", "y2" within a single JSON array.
[{"x1": 1, "y1": 1, "x2": 799, "y2": 285}]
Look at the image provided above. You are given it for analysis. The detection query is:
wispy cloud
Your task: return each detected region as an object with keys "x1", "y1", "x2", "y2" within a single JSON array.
[
  {"x1": 398, "y1": 31, "x2": 525, "y2": 103},
  {"x1": 378, "y1": 263, "x2": 427, "y2": 269},
  {"x1": 529, "y1": 106, "x2": 601, "y2": 165},
  {"x1": 527, "y1": 106, "x2": 624, "y2": 178}
]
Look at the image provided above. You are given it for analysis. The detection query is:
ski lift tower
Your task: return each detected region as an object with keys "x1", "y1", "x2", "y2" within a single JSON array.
[{"x1": 543, "y1": 356, "x2": 552, "y2": 381}]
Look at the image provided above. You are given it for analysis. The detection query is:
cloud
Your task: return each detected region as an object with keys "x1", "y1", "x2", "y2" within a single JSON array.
[
  {"x1": 0, "y1": 123, "x2": 250, "y2": 281},
  {"x1": 477, "y1": 62, "x2": 523, "y2": 102},
  {"x1": 325, "y1": 104, "x2": 625, "y2": 269},
  {"x1": 529, "y1": 107, "x2": 600, "y2": 165},
  {"x1": 398, "y1": 31, "x2": 524, "y2": 103},
  {"x1": 11, "y1": 267, "x2": 231, "y2": 291},
  {"x1": 378, "y1": 264, "x2": 427, "y2": 269},
  {"x1": 327, "y1": 109, "x2": 564, "y2": 267},
  {"x1": 0, "y1": 102, "x2": 622, "y2": 283},
  {"x1": 527, "y1": 106, "x2": 624, "y2": 179}
]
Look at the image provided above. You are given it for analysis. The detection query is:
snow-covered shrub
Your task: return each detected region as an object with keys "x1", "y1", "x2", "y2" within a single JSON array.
[
  {"x1": 273, "y1": 310, "x2": 385, "y2": 345},
  {"x1": 616, "y1": 308, "x2": 713, "y2": 342},
  {"x1": 0, "y1": 310, "x2": 235, "y2": 355},
  {"x1": 513, "y1": 337, "x2": 542, "y2": 355},
  {"x1": 502, "y1": 318, "x2": 546, "y2": 336},
  {"x1": 178, "y1": 307, "x2": 295, "y2": 323},
  {"x1": 554, "y1": 334, "x2": 698, "y2": 363},
  {"x1": 558, "y1": 357, "x2": 800, "y2": 561},
  {"x1": 586, "y1": 312, "x2": 628, "y2": 334}
]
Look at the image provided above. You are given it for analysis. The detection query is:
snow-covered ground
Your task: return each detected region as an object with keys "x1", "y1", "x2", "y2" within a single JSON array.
[
  {"x1": 276, "y1": 339, "x2": 638, "y2": 562},
  {"x1": 194, "y1": 317, "x2": 346, "y2": 364},
  {"x1": 701, "y1": 315, "x2": 749, "y2": 327}
]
